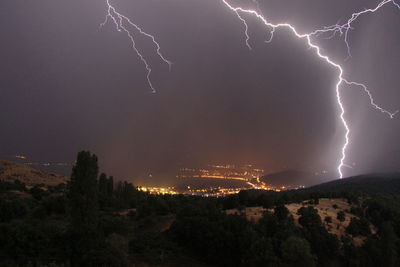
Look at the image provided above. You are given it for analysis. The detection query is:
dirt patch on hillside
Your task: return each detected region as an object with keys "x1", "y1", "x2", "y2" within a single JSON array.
[
  {"x1": 286, "y1": 199, "x2": 354, "y2": 238},
  {"x1": 226, "y1": 198, "x2": 375, "y2": 246},
  {"x1": 0, "y1": 160, "x2": 67, "y2": 186},
  {"x1": 286, "y1": 198, "x2": 376, "y2": 246},
  {"x1": 226, "y1": 206, "x2": 267, "y2": 223}
]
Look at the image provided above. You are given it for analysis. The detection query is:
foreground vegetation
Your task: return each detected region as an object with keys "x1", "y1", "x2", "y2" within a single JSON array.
[{"x1": 1, "y1": 151, "x2": 400, "y2": 266}]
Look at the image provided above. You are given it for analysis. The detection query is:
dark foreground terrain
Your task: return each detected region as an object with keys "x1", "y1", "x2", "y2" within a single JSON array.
[{"x1": 1, "y1": 152, "x2": 400, "y2": 266}]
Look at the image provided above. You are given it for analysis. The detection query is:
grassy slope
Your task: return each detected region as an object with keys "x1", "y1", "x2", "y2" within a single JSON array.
[{"x1": 0, "y1": 160, "x2": 67, "y2": 186}]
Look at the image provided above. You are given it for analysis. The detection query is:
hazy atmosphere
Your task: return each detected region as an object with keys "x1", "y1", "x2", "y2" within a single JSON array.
[
  {"x1": 1, "y1": 0, "x2": 399, "y2": 183},
  {"x1": 2, "y1": 1, "x2": 400, "y2": 266}
]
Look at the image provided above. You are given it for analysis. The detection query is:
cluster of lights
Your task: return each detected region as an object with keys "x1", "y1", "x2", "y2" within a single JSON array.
[
  {"x1": 185, "y1": 186, "x2": 247, "y2": 197},
  {"x1": 177, "y1": 164, "x2": 265, "y2": 181},
  {"x1": 176, "y1": 164, "x2": 292, "y2": 194},
  {"x1": 137, "y1": 186, "x2": 178, "y2": 195},
  {"x1": 137, "y1": 183, "x2": 296, "y2": 197}
]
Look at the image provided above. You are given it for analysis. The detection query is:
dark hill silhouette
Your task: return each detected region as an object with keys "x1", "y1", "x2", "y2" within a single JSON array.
[
  {"x1": 304, "y1": 173, "x2": 400, "y2": 195},
  {"x1": 261, "y1": 169, "x2": 329, "y2": 188}
]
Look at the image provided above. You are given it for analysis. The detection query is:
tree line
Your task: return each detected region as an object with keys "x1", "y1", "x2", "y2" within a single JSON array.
[{"x1": 1, "y1": 151, "x2": 400, "y2": 266}]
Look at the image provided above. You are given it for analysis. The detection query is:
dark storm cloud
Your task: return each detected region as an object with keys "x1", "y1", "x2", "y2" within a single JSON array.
[{"x1": 0, "y1": 0, "x2": 399, "y2": 182}]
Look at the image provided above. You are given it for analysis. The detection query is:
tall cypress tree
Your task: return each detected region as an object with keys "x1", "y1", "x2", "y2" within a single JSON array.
[
  {"x1": 67, "y1": 151, "x2": 100, "y2": 266},
  {"x1": 68, "y1": 151, "x2": 99, "y2": 229},
  {"x1": 98, "y1": 172, "x2": 108, "y2": 196},
  {"x1": 107, "y1": 176, "x2": 114, "y2": 197}
]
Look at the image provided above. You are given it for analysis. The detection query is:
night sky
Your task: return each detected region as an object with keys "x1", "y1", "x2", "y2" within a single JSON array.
[{"x1": 1, "y1": 0, "x2": 399, "y2": 183}]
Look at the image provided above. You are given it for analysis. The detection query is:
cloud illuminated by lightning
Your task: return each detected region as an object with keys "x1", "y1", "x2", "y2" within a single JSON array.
[
  {"x1": 310, "y1": 0, "x2": 400, "y2": 59},
  {"x1": 221, "y1": 0, "x2": 398, "y2": 178},
  {"x1": 100, "y1": 0, "x2": 171, "y2": 93},
  {"x1": 101, "y1": 0, "x2": 398, "y2": 178}
]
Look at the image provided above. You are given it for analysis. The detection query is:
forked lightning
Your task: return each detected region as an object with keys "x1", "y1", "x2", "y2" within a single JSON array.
[
  {"x1": 100, "y1": 0, "x2": 171, "y2": 93},
  {"x1": 101, "y1": 0, "x2": 399, "y2": 178}
]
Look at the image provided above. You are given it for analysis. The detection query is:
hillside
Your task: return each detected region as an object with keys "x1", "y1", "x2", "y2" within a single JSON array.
[
  {"x1": 2, "y1": 152, "x2": 400, "y2": 266},
  {"x1": 304, "y1": 173, "x2": 400, "y2": 195},
  {"x1": 0, "y1": 160, "x2": 67, "y2": 186},
  {"x1": 226, "y1": 198, "x2": 374, "y2": 246}
]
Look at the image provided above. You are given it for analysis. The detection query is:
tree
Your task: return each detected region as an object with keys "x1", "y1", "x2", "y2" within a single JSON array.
[
  {"x1": 379, "y1": 222, "x2": 398, "y2": 267},
  {"x1": 337, "y1": 211, "x2": 346, "y2": 222},
  {"x1": 242, "y1": 237, "x2": 278, "y2": 266},
  {"x1": 30, "y1": 185, "x2": 47, "y2": 201},
  {"x1": 281, "y1": 236, "x2": 316, "y2": 267},
  {"x1": 107, "y1": 176, "x2": 114, "y2": 197},
  {"x1": 68, "y1": 151, "x2": 99, "y2": 229},
  {"x1": 99, "y1": 173, "x2": 108, "y2": 196},
  {"x1": 298, "y1": 206, "x2": 339, "y2": 264},
  {"x1": 257, "y1": 212, "x2": 279, "y2": 237},
  {"x1": 275, "y1": 204, "x2": 289, "y2": 221},
  {"x1": 324, "y1": 216, "x2": 333, "y2": 224},
  {"x1": 98, "y1": 173, "x2": 114, "y2": 198},
  {"x1": 238, "y1": 190, "x2": 249, "y2": 205},
  {"x1": 298, "y1": 206, "x2": 322, "y2": 230},
  {"x1": 67, "y1": 151, "x2": 100, "y2": 265},
  {"x1": 346, "y1": 217, "x2": 371, "y2": 237}
]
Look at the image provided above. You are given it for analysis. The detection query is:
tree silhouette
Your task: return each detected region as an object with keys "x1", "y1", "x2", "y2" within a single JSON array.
[
  {"x1": 281, "y1": 236, "x2": 316, "y2": 267},
  {"x1": 337, "y1": 211, "x2": 346, "y2": 222},
  {"x1": 68, "y1": 151, "x2": 99, "y2": 229},
  {"x1": 67, "y1": 151, "x2": 100, "y2": 265}
]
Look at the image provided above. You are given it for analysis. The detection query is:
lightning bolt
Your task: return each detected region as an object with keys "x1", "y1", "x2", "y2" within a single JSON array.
[
  {"x1": 251, "y1": 0, "x2": 262, "y2": 14},
  {"x1": 310, "y1": 0, "x2": 400, "y2": 59},
  {"x1": 343, "y1": 80, "x2": 399, "y2": 119},
  {"x1": 100, "y1": 0, "x2": 398, "y2": 179},
  {"x1": 221, "y1": 0, "x2": 398, "y2": 178},
  {"x1": 100, "y1": 0, "x2": 171, "y2": 93},
  {"x1": 236, "y1": 11, "x2": 252, "y2": 50}
]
